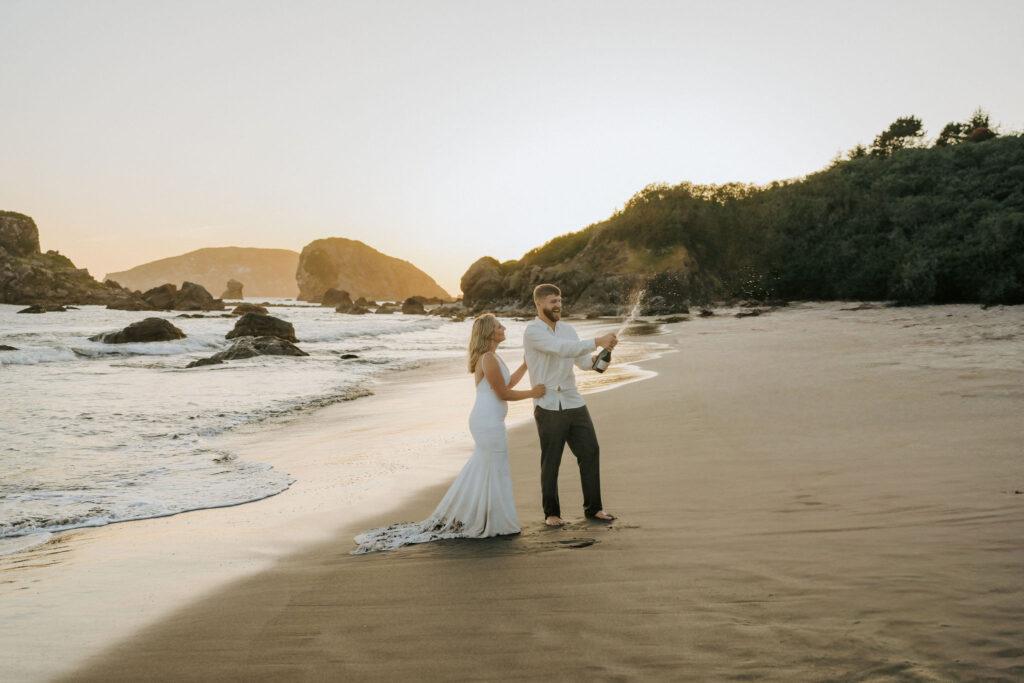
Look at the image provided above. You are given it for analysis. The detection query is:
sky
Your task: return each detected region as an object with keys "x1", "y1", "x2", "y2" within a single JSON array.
[{"x1": 2, "y1": 1, "x2": 1022, "y2": 295}]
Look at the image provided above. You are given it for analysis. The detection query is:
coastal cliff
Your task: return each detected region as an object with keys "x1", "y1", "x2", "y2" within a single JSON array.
[
  {"x1": 0, "y1": 211, "x2": 143, "y2": 307},
  {"x1": 461, "y1": 125, "x2": 1024, "y2": 311},
  {"x1": 106, "y1": 247, "x2": 300, "y2": 298},
  {"x1": 296, "y1": 237, "x2": 449, "y2": 302}
]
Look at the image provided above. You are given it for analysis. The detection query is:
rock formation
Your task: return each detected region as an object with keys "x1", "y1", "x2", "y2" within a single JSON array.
[
  {"x1": 401, "y1": 297, "x2": 426, "y2": 314},
  {"x1": 374, "y1": 303, "x2": 399, "y2": 315},
  {"x1": 105, "y1": 247, "x2": 300, "y2": 298},
  {"x1": 89, "y1": 318, "x2": 187, "y2": 344},
  {"x1": 0, "y1": 211, "x2": 149, "y2": 307},
  {"x1": 296, "y1": 237, "x2": 449, "y2": 303},
  {"x1": 134, "y1": 282, "x2": 226, "y2": 311},
  {"x1": 226, "y1": 313, "x2": 298, "y2": 343},
  {"x1": 17, "y1": 304, "x2": 66, "y2": 313},
  {"x1": 221, "y1": 279, "x2": 244, "y2": 299},
  {"x1": 186, "y1": 335, "x2": 308, "y2": 368},
  {"x1": 321, "y1": 288, "x2": 353, "y2": 308}
]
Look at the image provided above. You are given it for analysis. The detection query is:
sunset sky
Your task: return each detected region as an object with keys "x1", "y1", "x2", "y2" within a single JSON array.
[{"x1": 2, "y1": 0, "x2": 1022, "y2": 295}]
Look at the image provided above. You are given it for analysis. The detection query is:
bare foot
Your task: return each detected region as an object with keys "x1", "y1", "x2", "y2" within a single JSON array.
[
  {"x1": 592, "y1": 511, "x2": 615, "y2": 521},
  {"x1": 545, "y1": 516, "x2": 564, "y2": 527}
]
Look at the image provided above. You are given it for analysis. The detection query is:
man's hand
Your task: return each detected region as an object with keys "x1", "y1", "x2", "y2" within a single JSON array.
[{"x1": 596, "y1": 332, "x2": 618, "y2": 350}]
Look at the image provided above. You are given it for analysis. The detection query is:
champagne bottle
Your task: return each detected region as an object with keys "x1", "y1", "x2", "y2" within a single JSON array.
[{"x1": 592, "y1": 347, "x2": 611, "y2": 373}]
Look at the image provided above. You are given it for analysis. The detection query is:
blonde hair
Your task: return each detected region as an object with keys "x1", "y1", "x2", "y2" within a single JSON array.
[{"x1": 468, "y1": 313, "x2": 498, "y2": 373}]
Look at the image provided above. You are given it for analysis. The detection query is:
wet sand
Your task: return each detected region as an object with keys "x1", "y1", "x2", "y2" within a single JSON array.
[{"x1": 55, "y1": 303, "x2": 1024, "y2": 681}]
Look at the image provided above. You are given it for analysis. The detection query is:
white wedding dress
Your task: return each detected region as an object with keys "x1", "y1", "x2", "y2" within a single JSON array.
[{"x1": 352, "y1": 357, "x2": 519, "y2": 554}]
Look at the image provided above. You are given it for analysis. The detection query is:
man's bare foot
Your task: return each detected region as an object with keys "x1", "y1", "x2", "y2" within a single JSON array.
[
  {"x1": 545, "y1": 516, "x2": 564, "y2": 527},
  {"x1": 592, "y1": 511, "x2": 615, "y2": 521}
]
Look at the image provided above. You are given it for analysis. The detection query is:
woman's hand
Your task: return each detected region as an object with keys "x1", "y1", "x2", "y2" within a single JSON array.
[{"x1": 531, "y1": 383, "x2": 546, "y2": 399}]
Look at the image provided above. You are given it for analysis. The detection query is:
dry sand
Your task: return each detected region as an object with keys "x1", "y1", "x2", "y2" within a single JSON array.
[{"x1": 36, "y1": 304, "x2": 1024, "y2": 679}]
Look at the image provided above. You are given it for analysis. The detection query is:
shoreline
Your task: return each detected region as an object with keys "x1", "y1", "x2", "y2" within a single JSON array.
[
  {"x1": 59, "y1": 301, "x2": 1024, "y2": 681},
  {"x1": 0, "y1": 318, "x2": 660, "y2": 682}
]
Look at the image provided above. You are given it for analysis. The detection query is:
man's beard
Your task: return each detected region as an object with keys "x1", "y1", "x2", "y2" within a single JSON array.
[{"x1": 542, "y1": 306, "x2": 561, "y2": 321}]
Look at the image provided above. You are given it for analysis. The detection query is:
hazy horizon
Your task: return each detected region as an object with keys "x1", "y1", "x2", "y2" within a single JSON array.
[{"x1": 2, "y1": 0, "x2": 1023, "y2": 294}]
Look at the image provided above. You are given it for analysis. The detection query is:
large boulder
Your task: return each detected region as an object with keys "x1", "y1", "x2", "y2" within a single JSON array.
[
  {"x1": 296, "y1": 237, "x2": 450, "y2": 302},
  {"x1": 401, "y1": 297, "x2": 426, "y2": 314},
  {"x1": 221, "y1": 279, "x2": 244, "y2": 299},
  {"x1": 141, "y1": 283, "x2": 178, "y2": 309},
  {"x1": 176, "y1": 281, "x2": 225, "y2": 311},
  {"x1": 186, "y1": 336, "x2": 308, "y2": 368},
  {"x1": 321, "y1": 288, "x2": 353, "y2": 308},
  {"x1": 90, "y1": 317, "x2": 187, "y2": 344},
  {"x1": 139, "y1": 282, "x2": 225, "y2": 311},
  {"x1": 226, "y1": 313, "x2": 298, "y2": 343},
  {"x1": 460, "y1": 257, "x2": 506, "y2": 309}
]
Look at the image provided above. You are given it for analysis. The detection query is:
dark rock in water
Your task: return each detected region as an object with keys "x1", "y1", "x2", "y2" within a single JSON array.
[
  {"x1": 176, "y1": 281, "x2": 225, "y2": 311},
  {"x1": 141, "y1": 283, "x2": 178, "y2": 309},
  {"x1": 187, "y1": 336, "x2": 308, "y2": 367},
  {"x1": 656, "y1": 315, "x2": 689, "y2": 323},
  {"x1": 354, "y1": 297, "x2": 371, "y2": 307},
  {"x1": 90, "y1": 317, "x2": 187, "y2": 344},
  {"x1": 841, "y1": 302, "x2": 882, "y2": 311},
  {"x1": 337, "y1": 304, "x2": 370, "y2": 314},
  {"x1": 231, "y1": 302, "x2": 269, "y2": 316},
  {"x1": 402, "y1": 297, "x2": 426, "y2": 314},
  {"x1": 0, "y1": 344, "x2": 17, "y2": 351},
  {"x1": 139, "y1": 281, "x2": 225, "y2": 311},
  {"x1": 375, "y1": 303, "x2": 399, "y2": 315},
  {"x1": 176, "y1": 313, "x2": 210, "y2": 318},
  {"x1": 221, "y1": 279, "x2": 244, "y2": 299},
  {"x1": 187, "y1": 357, "x2": 224, "y2": 368},
  {"x1": 226, "y1": 312, "x2": 298, "y2": 343},
  {"x1": 321, "y1": 288, "x2": 353, "y2": 308},
  {"x1": 735, "y1": 309, "x2": 764, "y2": 318},
  {"x1": 17, "y1": 304, "x2": 66, "y2": 313},
  {"x1": 339, "y1": 353, "x2": 358, "y2": 359},
  {"x1": 217, "y1": 336, "x2": 308, "y2": 360},
  {"x1": 699, "y1": 308, "x2": 715, "y2": 317}
]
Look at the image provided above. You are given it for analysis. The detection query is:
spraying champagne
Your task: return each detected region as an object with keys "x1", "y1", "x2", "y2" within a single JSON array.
[{"x1": 592, "y1": 289, "x2": 645, "y2": 373}]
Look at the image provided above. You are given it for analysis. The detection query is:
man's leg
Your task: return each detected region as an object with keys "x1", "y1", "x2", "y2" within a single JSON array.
[
  {"x1": 534, "y1": 406, "x2": 569, "y2": 519},
  {"x1": 565, "y1": 406, "x2": 603, "y2": 518}
]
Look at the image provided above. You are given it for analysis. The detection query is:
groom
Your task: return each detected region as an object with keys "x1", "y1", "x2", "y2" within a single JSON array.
[{"x1": 524, "y1": 283, "x2": 618, "y2": 527}]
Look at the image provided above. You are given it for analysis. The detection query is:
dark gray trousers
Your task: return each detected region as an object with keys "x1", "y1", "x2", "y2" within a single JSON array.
[{"x1": 534, "y1": 405, "x2": 603, "y2": 518}]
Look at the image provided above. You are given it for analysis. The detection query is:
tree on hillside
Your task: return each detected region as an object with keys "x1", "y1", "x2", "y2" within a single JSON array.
[
  {"x1": 870, "y1": 116, "x2": 925, "y2": 157},
  {"x1": 936, "y1": 107, "x2": 996, "y2": 146}
]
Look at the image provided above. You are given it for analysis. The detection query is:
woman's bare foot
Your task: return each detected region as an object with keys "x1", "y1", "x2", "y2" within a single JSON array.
[
  {"x1": 592, "y1": 511, "x2": 615, "y2": 521},
  {"x1": 545, "y1": 516, "x2": 564, "y2": 527}
]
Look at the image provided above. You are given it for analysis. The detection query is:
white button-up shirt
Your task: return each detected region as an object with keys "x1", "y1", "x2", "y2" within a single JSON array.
[{"x1": 523, "y1": 317, "x2": 597, "y2": 410}]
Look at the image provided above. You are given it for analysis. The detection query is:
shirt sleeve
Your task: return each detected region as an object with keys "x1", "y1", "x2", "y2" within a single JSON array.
[
  {"x1": 573, "y1": 348, "x2": 594, "y2": 371},
  {"x1": 524, "y1": 324, "x2": 596, "y2": 359}
]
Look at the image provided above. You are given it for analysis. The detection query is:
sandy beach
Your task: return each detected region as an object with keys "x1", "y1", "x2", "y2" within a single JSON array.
[{"x1": 6, "y1": 303, "x2": 1023, "y2": 681}]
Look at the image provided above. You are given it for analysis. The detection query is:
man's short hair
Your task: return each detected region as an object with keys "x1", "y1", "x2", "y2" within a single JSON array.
[{"x1": 533, "y1": 284, "x2": 561, "y2": 302}]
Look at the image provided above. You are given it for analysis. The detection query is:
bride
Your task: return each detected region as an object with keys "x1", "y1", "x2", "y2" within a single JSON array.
[{"x1": 352, "y1": 313, "x2": 545, "y2": 554}]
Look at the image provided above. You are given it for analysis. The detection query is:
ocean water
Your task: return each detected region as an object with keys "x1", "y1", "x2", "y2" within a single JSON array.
[{"x1": 0, "y1": 301, "x2": 492, "y2": 548}]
